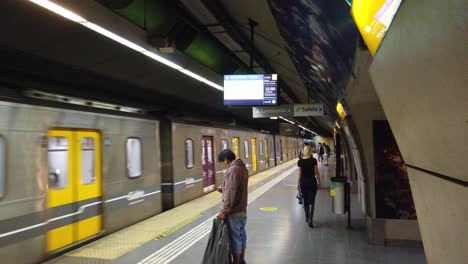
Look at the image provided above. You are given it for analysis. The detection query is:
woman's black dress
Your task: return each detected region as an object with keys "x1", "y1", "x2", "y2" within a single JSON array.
[{"x1": 298, "y1": 158, "x2": 318, "y2": 221}]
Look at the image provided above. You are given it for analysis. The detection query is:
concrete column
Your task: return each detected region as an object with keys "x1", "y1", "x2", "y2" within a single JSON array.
[
  {"x1": 369, "y1": 0, "x2": 468, "y2": 262},
  {"x1": 407, "y1": 168, "x2": 467, "y2": 263}
]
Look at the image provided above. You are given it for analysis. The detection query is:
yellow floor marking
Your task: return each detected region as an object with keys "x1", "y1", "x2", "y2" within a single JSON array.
[
  {"x1": 155, "y1": 214, "x2": 202, "y2": 240},
  {"x1": 260, "y1": 207, "x2": 278, "y2": 212},
  {"x1": 287, "y1": 184, "x2": 297, "y2": 187},
  {"x1": 63, "y1": 159, "x2": 298, "y2": 261}
]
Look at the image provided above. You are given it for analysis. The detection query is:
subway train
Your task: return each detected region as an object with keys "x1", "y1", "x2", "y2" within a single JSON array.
[{"x1": 0, "y1": 101, "x2": 301, "y2": 263}]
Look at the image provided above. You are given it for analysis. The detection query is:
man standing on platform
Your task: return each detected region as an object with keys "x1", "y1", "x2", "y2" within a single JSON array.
[
  {"x1": 317, "y1": 142, "x2": 324, "y2": 164},
  {"x1": 217, "y1": 149, "x2": 249, "y2": 264}
]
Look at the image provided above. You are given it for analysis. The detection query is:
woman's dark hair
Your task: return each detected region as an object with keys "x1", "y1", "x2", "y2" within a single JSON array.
[{"x1": 218, "y1": 149, "x2": 236, "y2": 162}]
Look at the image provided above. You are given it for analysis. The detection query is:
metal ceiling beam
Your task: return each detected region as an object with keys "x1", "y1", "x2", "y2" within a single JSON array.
[
  {"x1": 200, "y1": 0, "x2": 300, "y2": 104},
  {"x1": 179, "y1": 0, "x2": 331, "y2": 134},
  {"x1": 199, "y1": 0, "x2": 335, "y2": 135}
]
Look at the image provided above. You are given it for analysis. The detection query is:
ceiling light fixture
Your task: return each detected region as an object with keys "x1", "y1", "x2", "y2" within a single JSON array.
[
  {"x1": 29, "y1": 0, "x2": 86, "y2": 23},
  {"x1": 28, "y1": 0, "x2": 224, "y2": 91},
  {"x1": 82, "y1": 22, "x2": 146, "y2": 53},
  {"x1": 298, "y1": 125, "x2": 318, "y2": 135},
  {"x1": 141, "y1": 51, "x2": 183, "y2": 70},
  {"x1": 179, "y1": 69, "x2": 223, "y2": 90},
  {"x1": 279, "y1": 116, "x2": 295, "y2": 124}
]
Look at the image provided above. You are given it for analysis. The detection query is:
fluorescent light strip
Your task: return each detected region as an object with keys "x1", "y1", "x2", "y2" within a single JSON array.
[
  {"x1": 82, "y1": 22, "x2": 146, "y2": 53},
  {"x1": 29, "y1": 0, "x2": 86, "y2": 23},
  {"x1": 142, "y1": 51, "x2": 183, "y2": 70},
  {"x1": 299, "y1": 125, "x2": 318, "y2": 135},
  {"x1": 28, "y1": 0, "x2": 223, "y2": 91},
  {"x1": 179, "y1": 69, "x2": 224, "y2": 90},
  {"x1": 279, "y1": 116, "x2": 295, "y2": 124}
]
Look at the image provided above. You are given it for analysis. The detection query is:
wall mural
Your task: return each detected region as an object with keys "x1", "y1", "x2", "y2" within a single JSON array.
[
  {"x1": 267, "y1": 0, "x2": 358, "y2": 125},
  {"x1": 373, "y1": 120, "x2": 417, "y2": 220}
]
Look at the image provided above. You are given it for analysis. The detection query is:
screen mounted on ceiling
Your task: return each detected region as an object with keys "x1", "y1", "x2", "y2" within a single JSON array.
[{"x1": 224, "y1": 74, "x2": 278, "y2": 106}]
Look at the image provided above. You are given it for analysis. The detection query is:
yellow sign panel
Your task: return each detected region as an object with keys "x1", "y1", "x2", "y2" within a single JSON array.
[
  {"x1": 352, "y1": 0, "x2": 402, "y2": 55},
  {"x1": 336, "y1": 102, "x2": 346, "y2": 120}
]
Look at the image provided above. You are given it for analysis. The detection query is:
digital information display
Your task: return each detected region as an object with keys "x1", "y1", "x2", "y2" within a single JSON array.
[
  {"x1": 224, "y1": 74, "x2": 278, "y2": 106},
  {"x1": 352, "y1": 0, "x2": 403, "y2": 55}
]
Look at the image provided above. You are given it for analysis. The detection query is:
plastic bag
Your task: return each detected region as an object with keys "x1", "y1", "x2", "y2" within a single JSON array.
[
  {"x1": 201, "y1": 218, "x2": 232, "y2": 264},
  {"x1": 296, "y1": 189, "x2": 303, "y2": 205}
]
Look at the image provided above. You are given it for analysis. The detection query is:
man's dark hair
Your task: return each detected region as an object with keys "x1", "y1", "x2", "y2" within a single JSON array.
[
  {"x1": 304, "y1": 142, "x2": 309, "y2": 146},
  {"x1": 217, "y1": 149, "x2": 236, "y2": 162}
]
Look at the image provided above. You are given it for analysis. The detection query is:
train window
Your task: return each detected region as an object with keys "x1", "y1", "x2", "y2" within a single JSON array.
[
  {"x1": 201, "y1": 139, "x2": 206, "y2": 165},
  {"x1": 259, "y1": 141, "x2": 264, "y2": 156},
  {"x1": 126, "y1": 138, "x2": 142, "y2": 178},
  {"x1": 221, "y1": 139, "x2": 228, "y2": 150},
  {"x1": 244, "y1": 140, "x2": 249, "y2": 158},
  {"x1": 0, "y1": 137, "x2": 5, "y2": 198},
  {"x1": 207, "y1": 139, "x2": 213, "y2": 163},
  {"x1": 81, "y1": 137, "x2": 95, "y2": 184},
  {"x1": 186, "y1": 139, "x2": 194, "y2": 169},
  {"x1": 232, "y1": 137, "x2": 240, "y2": 158},
  {"x1": 48, "y1": 137, "x2": 69, "y2": 189}
]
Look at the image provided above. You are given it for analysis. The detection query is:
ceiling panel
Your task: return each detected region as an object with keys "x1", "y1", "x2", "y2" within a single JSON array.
[
  {"x1": 90, "y1": 52, "x2": 170, "y2": 83},
  {"x1": 0, "y1": 1, "x2": 78, "y2": 52},
  {"x1": 218, "y1": 0, "x2": 308, "y2": 101},
  {"x1": 0, "y1": 0, "x2": 227, "y2": 112},
  {"x1": 35, "y1": 26, "x2": 132, "y2": 69},
  {"x1": 267, "y1": 0, "x2": 358, "y2": 121},
  {"x1": 213, "y1": 32, "x2": 243, "y2": 51}
]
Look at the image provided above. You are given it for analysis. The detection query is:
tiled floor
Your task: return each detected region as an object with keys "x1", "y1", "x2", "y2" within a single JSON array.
[
  {"x1": 46, "y1": 160, "x2": 427, "y2": 264},
  {"x1": 169, "y1": 163, "x2": 426, "y2": 264}
]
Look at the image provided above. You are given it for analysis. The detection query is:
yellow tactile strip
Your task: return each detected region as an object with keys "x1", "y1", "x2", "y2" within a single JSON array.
[{"x1": 65, "y1": 159, "x2": 298, "y2": 260}]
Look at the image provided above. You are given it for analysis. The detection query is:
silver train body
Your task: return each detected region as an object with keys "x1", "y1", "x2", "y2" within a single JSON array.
[{"x1": 0, "y1": 101, "x2": 300, "y2": 263}]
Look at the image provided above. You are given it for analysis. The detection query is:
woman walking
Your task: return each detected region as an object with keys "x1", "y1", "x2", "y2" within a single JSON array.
[{"x1": 297, "y1": 145, "x2": 321, "y2": 228}]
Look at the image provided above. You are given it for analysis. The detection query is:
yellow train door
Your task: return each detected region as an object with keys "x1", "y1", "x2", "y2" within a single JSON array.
[
  {"x1": 47, "y1": 130, "x2": 75, "y2": 251},
  {"x1": 232, "y1": 137, "x2": 240, "y2": 158},
  {"x1": 47, "y1": 129, "x2": 102, "y2": 252},
  {"x1": 264, "y1": 139, "x2": 269, "y2": 168},
  {"x1": 75, "y1": 131, "x2": 102, "y2": 241},
  {"x1": 251, "y1": 138, "x2": 257, "y2": 172}
]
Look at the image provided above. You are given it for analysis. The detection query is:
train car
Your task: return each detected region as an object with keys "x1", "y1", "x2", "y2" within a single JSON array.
[
  {"x1": 0, "y1": 101, "x2": 161, "y2": 263},
  {"x1": 163, "y1": 122, "x2": 276, "y2": 208},
  {"x1": 0, "y1": 101, "x2": 302, "y2": 263}
]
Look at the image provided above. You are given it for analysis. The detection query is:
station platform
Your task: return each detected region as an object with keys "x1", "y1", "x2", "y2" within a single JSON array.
[{"x1": 46, "y1": 159, "x2": 426, "y2": 264}]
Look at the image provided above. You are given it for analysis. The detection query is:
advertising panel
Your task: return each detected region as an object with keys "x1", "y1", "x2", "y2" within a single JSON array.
[{"x1": 352, "y1": 0, "x2": 403, "y2": 55}]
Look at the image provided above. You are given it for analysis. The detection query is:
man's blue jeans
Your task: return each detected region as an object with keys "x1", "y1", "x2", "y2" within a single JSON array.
[{"x1": 226, "y1": 214, "x2": 247, "y2": 255}]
